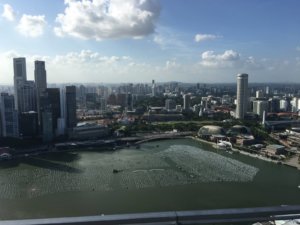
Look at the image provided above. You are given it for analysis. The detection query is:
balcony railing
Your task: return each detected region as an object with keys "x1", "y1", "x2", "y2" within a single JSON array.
[{"x1": 1, "y1": 205, "x2": 300, "y2": 225}]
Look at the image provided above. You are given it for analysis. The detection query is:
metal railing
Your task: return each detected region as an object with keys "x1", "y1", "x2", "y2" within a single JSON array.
[{"x1": 1, "y1": 205, "x2": 300, "y2": 225}]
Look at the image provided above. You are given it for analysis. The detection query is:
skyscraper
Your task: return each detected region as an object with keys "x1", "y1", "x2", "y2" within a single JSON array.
[
  {"x1": 151, "y1": 80, "x2": 156, "y2": 97},
  {"x1": 34, "y1": 61, "x2": 47, "y2": 96},
  {"x1": 0, "y1": 93, "x2": 19, "y2": 137},
  {"x1": 18, "y1": 81, "x2": 37, "y2": 112},
  {"x1": 165, "y1": 99, "x2": 176, "y2": 111},
  {"x1": 45, "y1": 88, "x2": 61, "y2": 133},
  {"x1": 236, "y1": 73, "x2": 248, "y2": 119},
  {"x1": 13, "y1": 58, "x2": 27, "y2": 111},
  {"x1": 253, "y1": 100, "x2": 268, "y2": 118},
  {"x1": 34, "y1": 60, "x2": 47, "y2": 126},
  {"x1": 183, "y1": 94, "x2": 191, "y2": 111},
  {"x1": 66, "y1": 86, "x2": 77, "y2": 129}
]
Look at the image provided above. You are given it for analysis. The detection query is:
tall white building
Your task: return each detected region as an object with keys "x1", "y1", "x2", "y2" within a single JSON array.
[
  {"x1": 256, "y1": 90, "x2": 263, "y2": 98},
  {"x1": 151, "y1": 80, "x2": 156, "y2": 97},
  {"x1": 253, "y1": 100, "x2": 268, "y2": 118},
  {"x1": 291, "y1": 97, "x2": 299, "y2": 112},
  {"x1": 280, "y1": 99, "x2": 288, "y2": 111},
  {"x1": 236, "y1": 73, "x2": 248, "y2": 119}
]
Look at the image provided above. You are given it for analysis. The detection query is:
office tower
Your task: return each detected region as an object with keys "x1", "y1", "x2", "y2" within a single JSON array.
[
  {"x1": 256, "y1": 90, "x2": 263, "y2": 98},
  {"x1": 0, "y1": 93, "x2": 19, "y2": 137},
  {"x1": 127, "y1": 93, "x2": 133, "y2": 111},
  {"x1": 39, "y1": 88, "x2": 61, "y2": 140},
  {"x1": 34, "y1": 60, "x2": 47, "y2": 126},
  {"x1": 291, "y1": 97, "x2": 299, "y2": 112},
  {"x1": 236, "y1": 73, "x2": 248, "y2": 119},
  {"x1": 165, "y1": 99, "x2": 176, "y2": 111},
  {"x1": 183, "y1": 94, "x2": 191, "y2": 111},
  {"x1": 78, "y1": 85, "x2": 86, "y2": 108},
  {"x1": 280, "y1": 99, "x2": 288, "y2": 111},
  {"x1": 42, "y1": 111, "x2": 53, "y2": 142},
  {"x1": 66, "y1": 86, "x2": 77, "y2": 129},
  {"x1": 46, "y1": 88, "x2": 61, "y2": 133},
  {"x1": 265, "y1": 86, "x2": 270, "y2": 95},
  {"x1": 116, "y1": 93, "x2": 127, "y2": 107},
  {"x1": 107, "y1": 94, "x2": 117, "y2": 105},
  {"x1": 268, "y1": 98, "x2": 280, "y2": 113},
  {"x1": 86, "y1": 93, "x2": 98, "y2": 109},
  {"x1": 253, "y1": 100, "x2": 268, "y2": 118},
  {"x1": 100, "y1": 98, "x2": 107, "y2": 112},
  {"x1": 151, "y1": 80, "x2": 156, "y2": 97},
  {"x1": 57, "y1": 88, "x2": 66, "y2": 136},
  {"x1": 13, "y1": 58, "x2": 27, "y2": 111},
  {"x1": 34, "y1": 61, "x2": 47, "y2": 96},
  {"x1": 18, "y1": 81, "x2": 37, "y2": 113},
  {"x1": 20, "y1": 111, "x2": 38, "y2": 137}
]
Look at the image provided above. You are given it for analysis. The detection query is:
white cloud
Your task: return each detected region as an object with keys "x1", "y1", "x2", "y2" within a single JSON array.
[
  {"x1": 54, "y1": 0, "x2": 160, "y2": 40},
  {"x1": 0, "y1": 50, "x2": 137, "y2": 83},
  {"x1": 17, "y1": 14, "x2": 46, "y2": 37},
  {"x1": 1, "y1": 49, "x2": 299, "y2": 84},
  {"x1": 52, "y1": 50, "x2": 131, "y2": 65},
  {"x1": 194, "y1": 33, "x2": 221, "y2": 42},
  {"x1": 1, "y1": 4, "x2": 15, "y2": 21},
  {"x1": 200, "y1": 50, "x2": 240, "y2": 68}
]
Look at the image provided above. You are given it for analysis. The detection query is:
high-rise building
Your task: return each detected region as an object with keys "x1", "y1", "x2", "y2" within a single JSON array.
[
  {"x1": 236, "y1": 73, "x2": 248, "y2": 119},
  {"x1": 34, "y1": 60, "x2": 47, "y2": 126},
  {"x1": 116, "y1": 93, "x2": 127, "y2": 107},
  {"x1": 268, "y1": 98, "x2": 280, "y2": 113},
  {"x1": 57, "y1": 88, "x2": 66, "y2": 136},
  {"x1": 19, "y1": 111, "x2": 38, "y2": 137},
  {"x1": 151, "y1": 80, "x2": 156, "y2": 97},
  {"x1": 18, "y1": 81, "x2": 37, "y2": 113},
  {"x1": 100, "y1": 98, "x2": 107, "y2": 112},
  {"x1": 42, "y1": 111, "x2": 53, "y2": 142},
  {"x1": 291, "y1": 97, "x2": 299, "y2": 112},
  {"x1": 127, "y1": 93, "x2": 133, "y2": 111},
  {"x1": 34, "y1": 61, "x2": 47, "y2": 96},
  {"x1": 66, "y1": 86, "x2": 77, "y2": 129},
  {"x1": 165, "y1": 99, "x2": 176, "y2": 111},
  {"x1": 265, "y1": 86, "x2": 270, "y2": 95},
  {"x1": 46, "y1": 88, "x2": 61, "y2": 133},
  {"x1": 253, "y1": 100, "x2": 268, "y2": 118},
  {"x1": 256, "y1": 90, "x2": 264, "y2": 98},
  {"x1": 183, "y1": 94, "x2": 191, "y2": 111},
  {"x1": 13, "y1": 58, "x2": 27, "y2": 111},
  {"x1": 0, "y1": 93, "x2": 19, "y2": 137}
]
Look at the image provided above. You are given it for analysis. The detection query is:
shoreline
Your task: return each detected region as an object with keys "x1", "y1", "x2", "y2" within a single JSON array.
[{"x1": 190, "y1": 136, "x2": 300, "y2": 170}]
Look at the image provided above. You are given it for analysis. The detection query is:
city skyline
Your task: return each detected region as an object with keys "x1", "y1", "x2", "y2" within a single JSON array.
[{"x1": 0, "y1": 0, "x2": 300, "y2": 84}]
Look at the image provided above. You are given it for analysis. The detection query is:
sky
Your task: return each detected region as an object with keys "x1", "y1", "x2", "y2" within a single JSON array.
[{"x1": 0, "y1": 0, "x2": 300, "y2": 84}]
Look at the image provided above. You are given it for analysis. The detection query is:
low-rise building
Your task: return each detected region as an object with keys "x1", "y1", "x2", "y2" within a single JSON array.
[{"x1": 70, "y1": 122, "x2": 109, "y2": 140}]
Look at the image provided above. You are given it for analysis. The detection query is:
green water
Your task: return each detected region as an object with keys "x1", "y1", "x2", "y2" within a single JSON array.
[{"x1": 0, "y1": 139, "x2": 299, "y2": 220}]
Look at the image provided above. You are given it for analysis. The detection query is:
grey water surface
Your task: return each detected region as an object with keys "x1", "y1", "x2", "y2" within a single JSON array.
[{"x1": 0, "y1": 139, "x2": 299, "y2": 220}]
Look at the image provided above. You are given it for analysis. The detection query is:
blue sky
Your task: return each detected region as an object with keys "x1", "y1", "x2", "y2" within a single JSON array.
[{"x1": 0, "y1": 0, "x2": 300, "y2": 84}]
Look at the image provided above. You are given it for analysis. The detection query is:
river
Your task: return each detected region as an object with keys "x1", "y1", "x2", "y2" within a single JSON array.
[{"x1": 0, "y1": 139, "x2": 300, "y2": 220}]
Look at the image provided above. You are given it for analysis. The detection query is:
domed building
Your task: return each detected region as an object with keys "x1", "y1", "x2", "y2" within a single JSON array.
[
  {"x1": 227, "y1": 125, "x2": 251, "y2": 136},
  {"x1": 198, "y1": 125, "x2": 226, "y2": 140}
]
